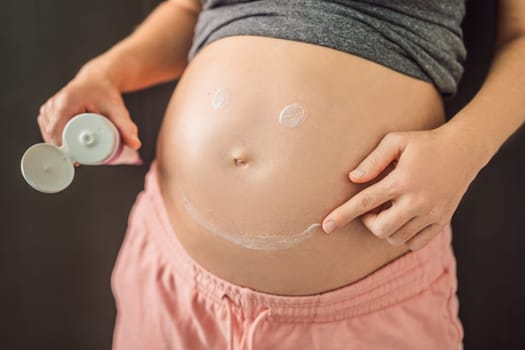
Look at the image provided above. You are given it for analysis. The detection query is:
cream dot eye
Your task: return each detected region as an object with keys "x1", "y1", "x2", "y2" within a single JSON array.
[
  {"x1": 209, "y1": 88, "x2": 230, "y2": 109},
  {"x1": 279, "y1": 102, "x2": 306, "y2": 128}
]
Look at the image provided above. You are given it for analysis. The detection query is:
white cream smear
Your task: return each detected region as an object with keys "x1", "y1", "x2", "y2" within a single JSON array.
[
  {"x1": 185, "y1": 97, "x2": 318, "y2": 249},
  {"x1": 279, "y1": 103, "x2": 306, "y2": 128},
  {"x1": 177, "y1": 184, "x2": 321, "y2": 250},
  {"x1": 209, "y1": 88, "x2": 229, "y2": 109}
]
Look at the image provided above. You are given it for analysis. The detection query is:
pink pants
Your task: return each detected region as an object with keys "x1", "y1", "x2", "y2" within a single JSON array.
[{"x1": 111, "y1": 160, "x2": 464, "y2": 350}]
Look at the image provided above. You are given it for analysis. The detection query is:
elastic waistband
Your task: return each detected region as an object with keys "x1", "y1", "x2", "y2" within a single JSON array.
[{"x1": 140, "y1": 160, "x2": 454, "y2": 323}]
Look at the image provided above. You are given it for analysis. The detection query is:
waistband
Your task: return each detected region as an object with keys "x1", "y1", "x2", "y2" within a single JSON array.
[{"x1": 140, "y1": 159, "x2": 455, "y2": 323}]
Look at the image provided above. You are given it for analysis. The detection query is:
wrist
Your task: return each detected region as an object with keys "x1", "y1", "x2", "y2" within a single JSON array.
[
  {"x1": 75, "y1": 44, "x2": 140, "y2": 91},
  {"x1": 436, "y1": 116, "x2": 496, "y2": 172}
]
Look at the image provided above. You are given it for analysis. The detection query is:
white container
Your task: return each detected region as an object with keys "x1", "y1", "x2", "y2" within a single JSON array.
[{"x1": 21, "y1": 113, "x2": 125, "y2": 193}]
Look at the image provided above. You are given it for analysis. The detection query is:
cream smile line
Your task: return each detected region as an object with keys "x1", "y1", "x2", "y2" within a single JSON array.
[
  {"x1": 198, "y1": 89, "x2": 316, "y2": 249},
  {"x1": 178, "y1": 185, "x2": 321, "y2": 250}
]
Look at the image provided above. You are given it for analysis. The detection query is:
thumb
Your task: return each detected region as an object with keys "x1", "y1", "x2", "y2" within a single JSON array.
[
  {"x1": 349, "y1": 132, "x2": 405, "y2": 183},
  {"x1": 101, "y1": 98, "x2": 141, "y2": 151}
]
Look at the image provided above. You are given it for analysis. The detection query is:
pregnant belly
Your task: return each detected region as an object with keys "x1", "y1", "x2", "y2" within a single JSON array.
[{"x1": 156, "y1": 35, "x2": 445, "y2": 296}]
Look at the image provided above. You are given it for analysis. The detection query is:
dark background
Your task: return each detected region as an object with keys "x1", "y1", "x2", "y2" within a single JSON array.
[{"x1": 1, "y1": 0, "x2": 524, "y2": 349}]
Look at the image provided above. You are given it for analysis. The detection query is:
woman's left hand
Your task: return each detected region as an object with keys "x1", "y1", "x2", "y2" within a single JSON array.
[{"x1": 321, "y1": 125, "x2": 486, "y2": 251}]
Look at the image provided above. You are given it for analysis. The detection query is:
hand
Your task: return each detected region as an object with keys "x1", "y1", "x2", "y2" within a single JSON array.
[
  {"x1": 321, "y1": 126, "x2": 484, "y2": 251},
  {"x1": 36, "y1": 67, "x2": 141, "y2": 151}
]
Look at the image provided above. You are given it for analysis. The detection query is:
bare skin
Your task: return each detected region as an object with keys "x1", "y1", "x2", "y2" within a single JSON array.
[
  {"x1": 36, "y1": 0, "x2": 525, "y2": 296},
  {"x1": 322, "y1": 0, "x2": 525, "y2": 250},
  {"x1": 156, "y1": 35, "x2": 443, "y2": 295}
]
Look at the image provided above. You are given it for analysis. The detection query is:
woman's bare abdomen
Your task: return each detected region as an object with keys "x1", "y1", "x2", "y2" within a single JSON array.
[{"x1": 156, "y1": 36, "x2": 445, "y2": 296}]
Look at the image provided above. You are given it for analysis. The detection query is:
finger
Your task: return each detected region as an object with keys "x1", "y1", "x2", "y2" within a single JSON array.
[
  {"x1": 361, "y1": 196, "x2": 418, "y2": 239},
  {"x1": 370, "y1": 200, "x2": 393, "y2": 214},
  {"x1": 405, "y1": 223, "x2": 443, "y2": 251},
  {"x1": 37, "y1": 110, "x2": 51, "y2": 143},
  {"x1": 349, "y1": 132, "x2": 405, "y2": 183},
  {"x1": 322, "y1": 176, "x2": 399, "y2": 234},
  {"x1": 100, "y1": 97, "x2": 141, "y2": 150},
  {"x1": 48, "y1": 116, "x2": 71, "y2": 147},
  {"x1": 386, "y1": 216, "x2": 430, "y2": 246},
  {"x1": 47, "y1": 94, "x2": 83, "y2": 146}
]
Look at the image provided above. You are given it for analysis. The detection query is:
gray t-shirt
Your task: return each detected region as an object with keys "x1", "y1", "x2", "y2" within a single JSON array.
[{"x1": 188, "y1": 0, "x2": 467, "y2": 99}]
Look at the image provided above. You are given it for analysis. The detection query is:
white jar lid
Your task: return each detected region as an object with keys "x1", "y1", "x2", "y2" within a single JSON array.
[
  {"x1": 62, "y1": 113, "x2": 118, "y2": 165},
  {"x1": 20, "y1": 143, "x2": 74, "y2": 193}
]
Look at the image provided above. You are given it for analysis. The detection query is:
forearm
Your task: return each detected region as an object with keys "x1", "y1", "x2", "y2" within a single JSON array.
[
  {"x1": 76, "y1": 0, "x2": 200, "y2": 92},
  {"x1": 441, "y1": 35, "x2": 525, "y2": 169}
]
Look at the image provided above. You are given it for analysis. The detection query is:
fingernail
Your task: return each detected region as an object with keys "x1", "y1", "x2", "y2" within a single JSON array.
[
  {"x1": 322, "y1": 220, "x2": 337, "y2": 234},
  {"x1": 350, "y1": 169, "x2": 364, "y2": 178}
]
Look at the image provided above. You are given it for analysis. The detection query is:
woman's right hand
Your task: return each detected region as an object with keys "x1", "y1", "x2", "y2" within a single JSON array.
[{"x1": 36, "y1": 68, "x2": 142, "y2": 151}]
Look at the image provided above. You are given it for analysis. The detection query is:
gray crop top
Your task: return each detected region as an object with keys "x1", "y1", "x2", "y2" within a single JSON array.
[{"x1": 188, "y1": 0, "x2": 468, "y2": 99}]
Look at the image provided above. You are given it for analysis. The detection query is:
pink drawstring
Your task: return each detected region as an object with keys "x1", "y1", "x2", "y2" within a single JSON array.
[
  {"x1": 221, "y1": 293, "x2": 271, "y2": 350},
  {"x1": 246, "y1": 307, "x2": 271, "y2": 350},
  {"x1": 221, "y1": 294, "x2": 234, "y2": 350}
]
